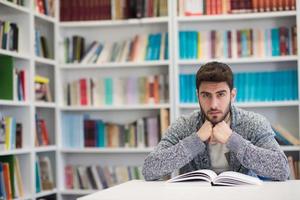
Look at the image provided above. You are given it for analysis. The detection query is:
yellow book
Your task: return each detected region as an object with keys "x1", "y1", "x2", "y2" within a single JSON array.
[
  {"x1": 197, "y1": 32, "x2": 201, "y2": 59},
  {"x1": 5, "y1": 117, "x2": 11, "y2": 150},
  {"x1": 35, "y1": 75, "x2": 49, "y2": 84},
  {"x1": 14, "y1": 157, "x2": 24, "y2": 197}
]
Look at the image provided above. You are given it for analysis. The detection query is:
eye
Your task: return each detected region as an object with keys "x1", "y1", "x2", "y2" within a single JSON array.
[{"x1": 217, "y1": 92, "x2": 226, "y2": 97}]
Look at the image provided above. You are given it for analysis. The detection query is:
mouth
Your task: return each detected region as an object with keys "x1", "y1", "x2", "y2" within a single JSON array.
[{"x1": 208, "y1": 111, "x2": 222, "y2": 115}]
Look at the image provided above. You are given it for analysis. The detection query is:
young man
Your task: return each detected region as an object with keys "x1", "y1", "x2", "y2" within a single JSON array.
[{"x1": 142, "y1": 62, "x2": 289, "y2": 181}]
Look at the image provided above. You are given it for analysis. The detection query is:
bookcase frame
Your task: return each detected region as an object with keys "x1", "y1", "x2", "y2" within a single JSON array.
[{"x1": 1, "y1": 1, "x2": 300, "y2": 200}]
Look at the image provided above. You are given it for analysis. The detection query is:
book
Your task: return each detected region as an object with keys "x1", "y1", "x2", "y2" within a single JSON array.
[{"x1": 167, "y1": 169, "x2": 263, "y2": 186}]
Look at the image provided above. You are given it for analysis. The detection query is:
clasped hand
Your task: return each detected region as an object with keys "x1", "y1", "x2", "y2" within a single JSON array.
[{"x1": 197, "y1": 120, "x2": 232, "y2": 144}]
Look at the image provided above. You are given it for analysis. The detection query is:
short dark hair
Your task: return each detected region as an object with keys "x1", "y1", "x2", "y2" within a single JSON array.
[{"x1": 196, "y1": 61, "x2": 233, "y2": 91}]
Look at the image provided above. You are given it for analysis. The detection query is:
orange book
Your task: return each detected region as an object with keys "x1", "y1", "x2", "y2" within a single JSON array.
[
  {"x1": 252, "y1": 0, "x2": 259, "y2": 12},
  {"x1": 211, "y1": 0, "x2": 217, "y2": 15},
  {"x1": 258, "y1": 0, "x2": 265, "y2": 12},
  {"x1": 291, "y1": 0, "x2": 296, "y2": 10},
  {"x1": 153, "y1": 75, "x2": 160, "y2": 104},
  {"x1": 272, "y1": 0, "x2": 278, "y2": 11},
  {"x1": 206, "y1": 0, "x2": 211, "y2": 15},
  {"x1": 216, "y1": 0, "x2": 222, "y2": 14},
  {"x1": 2, "y1": 163, "x2": 12, "y2": 200},
  {"x1": 265, "y1": 0, "x2": 271, "y2": 11},
  {"x1": 277, "y1": 0, "x2": 283, "y2": 10}
]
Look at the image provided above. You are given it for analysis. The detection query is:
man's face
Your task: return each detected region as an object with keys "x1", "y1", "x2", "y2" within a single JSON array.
[{"x1": 197, "y1": 81, "x2": 236, "y2": 125}]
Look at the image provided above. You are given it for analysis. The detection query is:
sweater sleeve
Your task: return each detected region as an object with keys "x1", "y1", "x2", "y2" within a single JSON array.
[
  {"x1": 142, "y1": 116, "x2": 206, "y2": 181},
  {"x1": 226, "y1": 116, "x2": 289, "y2": 181}
]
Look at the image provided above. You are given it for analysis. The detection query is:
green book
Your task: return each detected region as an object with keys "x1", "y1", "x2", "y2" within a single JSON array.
[
  {"x1": 0, "y1": 155, "x2": 15, "y2": 197},
  {"x1": 0, "y1": 55, "x2": 14, "y2": 100}
]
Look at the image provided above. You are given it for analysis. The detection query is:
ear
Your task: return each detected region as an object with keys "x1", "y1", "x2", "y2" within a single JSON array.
[{"x1": 231, "y1": 88, "x2": 237, "y2": 102}]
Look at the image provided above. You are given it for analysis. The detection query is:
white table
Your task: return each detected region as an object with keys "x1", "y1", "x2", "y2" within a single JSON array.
[{"x1": 78, "y1": 180, "x2": 300, "y2": 200}]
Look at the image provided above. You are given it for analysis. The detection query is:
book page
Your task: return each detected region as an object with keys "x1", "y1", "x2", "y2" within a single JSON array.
[
  {"x1": 213, "y1": 171, "x2": 263, "y2": 186},
  {"x1": 167, "y1": 169, "x2": 218, "y2": 183}
]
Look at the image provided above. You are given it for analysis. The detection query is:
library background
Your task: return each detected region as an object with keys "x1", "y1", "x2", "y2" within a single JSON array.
[{"x1": 0, "y1": 0, "x2": 299, "y2": 199}]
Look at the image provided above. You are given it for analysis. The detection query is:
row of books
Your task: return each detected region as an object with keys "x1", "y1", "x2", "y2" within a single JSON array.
[
  {"x1": 64, "y1": 74, "x2": 169, "y2": 106},
  {"x1": 35, "y1": 30, "x2": 51, "y2": 59},
  {"x1": 179, "y1": 26, "x2": 297, "y2": 60},
  {"x1": 0, "y1": 155, "x2": 24, "y2": 199},
  {"x1": 0, "y1": 20, "x2": 19, "y2": 52},
  {"x1": 111, "y1": 0, "x2": 168, "y2": 20},
  {"x1": 273, "y1": 124, "x2": 300, "y2": 146},
  {"x1": 0, "y1": 56, "x2": 26, "y2": 101},
  {"x1": 60, "y1": 0, "x2": 168, "y2": 22},
  {"x1": 36, "y1": 155, "x2": 55, "y2": 193},
  {"x1": 178, "y1": 0, "x2": 296, "y2": 16},
  {"x1": 35, "y1": 75, "x2": 53, "y2": 102},
  {"x1": 62, "y1": 109, "x2": 169, "y2": 148},
  {"x1": 35, "y1": 114, "x2": 50, "y2": 147},
  {"x1": 0, "y1": 113, "x2": 22, "y2": 151},
  {"x1": 179, "y1": 70, "x2": 298, "y2": 103},
  {"x1": 65, "y1": 165, "x2": 143, "y2": 190},
  {"x1": 288, "y1": 156, "x2": 300, "y2": 180},
  {"x1": 34, "y1": 0, "x2": 55, "y2": 17},
  {"x1": 63, "y1": 32, "x2": 169, "y2": 64},
  {"x1": 4, "y1": 0, "x2": 25, "y2": 6}
]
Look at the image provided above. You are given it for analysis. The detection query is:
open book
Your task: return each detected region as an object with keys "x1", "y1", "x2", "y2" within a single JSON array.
[{"x1": 167, "y1": 169, "x2": 263, "y2": 186}]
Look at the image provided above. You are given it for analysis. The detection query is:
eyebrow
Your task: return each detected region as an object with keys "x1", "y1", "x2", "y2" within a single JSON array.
[{"x1": 200, "y1": 90, "x2": 227, "y2": 94}]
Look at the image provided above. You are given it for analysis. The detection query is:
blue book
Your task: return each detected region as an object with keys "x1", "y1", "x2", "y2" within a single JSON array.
[
  {"x1": 292, "y1": 70, "x2": 298, "y2": 100},
  {"x1": 96, "y1": 120, "x2": 106, "y2": 147},
  {"x1": 104, "y1": 78, "x2": 113, "y2": 105},
  {"x1": 193, "y1": 31, "x2": 198, "y2": 59},
  {"x1": 271, "y1": 28, "x2": 280, "y2": 56},
  {"x1": 0, "y1": 163, "x2": 5, "y2": 199},
  {"x1": 164, "y1": 32, "x2": 169, "y2": 60},
  {"x1": 179, "y1": 32, "x2": 184, "y2": 59},
  {"x1": 179, "y1": 75, "x2": 184, "y2": 103},
  {"x1": 241, "y1": 30, "x2": 248, "y2": 57}
]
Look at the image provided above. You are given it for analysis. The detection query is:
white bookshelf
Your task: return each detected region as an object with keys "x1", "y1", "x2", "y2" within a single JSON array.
[
  {"x1": 59, "y1": 16, "x2": 169, "y2": 28},
  {"x1": 177, "y1": 10, "x2": 297, "y2": 22},
  {"x1": 60, "y1": 147, "x2": 154, "y2": 154},
  {"x1": 60, "y1": 60, "x2": 170, "y2": 69},
  {"x1": 60, "y1": 104, "x2": 170, "y2": 111},
  {"x1": 2, "y1": 1, "x2": 300, "y2": 199}
]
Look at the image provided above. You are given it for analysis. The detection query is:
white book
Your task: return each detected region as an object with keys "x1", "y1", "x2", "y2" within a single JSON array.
[
  {"x1": 80, "y1": 41, "x2": 99, "y2": 64},
  {"x1": 119, "y1": 40, "x2": 131, "y2": 62},
  {"x1": 167, "y1": 170, "x2": 263, "y2": 186},
  {"x1": 91, "y1": 165, "x2": 103, "y2": 190},
  {"x1": 160, "y1": 32, "x2": 165, "y2": 60},
  {"x1": 135, "y1": 35, "x2": 147, "y2": 61},
  {"x1": 94, "y1": 78, "x2": 105, "y2": 106},
  {"x1": 96, "y1": 43, "x2": 112, "y2": 64},
  {"x1": 136, "y1": 119, "x2": 145, "y2": 148},
  {"x1": 231, "y1": 29, "x2": 238, "y2": 59}
]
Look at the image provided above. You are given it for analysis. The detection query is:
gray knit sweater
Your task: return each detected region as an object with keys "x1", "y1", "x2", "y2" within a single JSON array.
[{"x1": 142, "y1": 105, "x2": 289, "y2": 181}]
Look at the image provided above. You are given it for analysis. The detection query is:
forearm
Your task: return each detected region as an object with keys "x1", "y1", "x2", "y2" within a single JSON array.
[
  {"x1": 142, "y1": 133, "x2": 205, "y2": 181},
  {"x1": 226, "y1": 132, "x2": 289, "y2": 181}
]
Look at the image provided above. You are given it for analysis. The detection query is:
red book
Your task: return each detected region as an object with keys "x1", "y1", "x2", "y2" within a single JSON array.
[
  {"x1": 210, "y1": 31, "x2": 216, "y2": 58},
  {"x1": 211, "y1": 0, "x2": 217, "y2": 15},
  {"x1": 2, "y1": 163, "x2": 12, "y2": 200},
  {"x1": 227, "y1": 31, "x2": 232, "y2": 58},
  {"x1": 206, "y1": 0, "x2": 211, "y2": 15},
  {"x1": 292, "y1": 26, "x2": 297, "y2": 55},
  {"x1": 237, "y1": 30, "x2": 242, "y2": 58},
  {"x1": 65, "y1": 165, "x2": 74, "y2": 189},
  {"x1": 84, "y1": 120, "x2": 97, "y2": 147},
  {"x1": 40, "y1": 119, "x2": 50, "y2": 145},
  {"x1": 216, "y1": 0, "x2": 222, "y2": 14},
  {"x1": 80, "y1": 79, "x2": 88, "y2": 105},
  {"x1": 20, "y1": 70, "x2": 26, "y2": 101}
]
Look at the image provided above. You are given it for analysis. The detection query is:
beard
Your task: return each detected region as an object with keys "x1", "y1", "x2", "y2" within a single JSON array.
[{"x1": 200, "y1": 101, "x2": 231, "y2": 126}]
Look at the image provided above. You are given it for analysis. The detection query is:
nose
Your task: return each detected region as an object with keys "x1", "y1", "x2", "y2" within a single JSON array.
[{"x1": 210, "y1": 96, "x2": 218, "y2": 109}]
